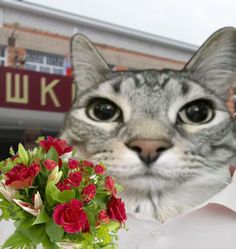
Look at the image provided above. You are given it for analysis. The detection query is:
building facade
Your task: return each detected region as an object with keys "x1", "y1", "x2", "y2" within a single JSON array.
[{"x1": 0, "y1": 0, "x2": 198, "y2": 159}]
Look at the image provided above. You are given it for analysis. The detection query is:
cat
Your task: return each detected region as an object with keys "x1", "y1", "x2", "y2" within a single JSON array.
[{"x1": 60, "y1": 27, "x2": 236, "y2": 222}]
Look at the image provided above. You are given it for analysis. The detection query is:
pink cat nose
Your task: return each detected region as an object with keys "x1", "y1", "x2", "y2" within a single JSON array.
[{"x1": 126, "y1": 139, "x2": 172, "y2": 166}]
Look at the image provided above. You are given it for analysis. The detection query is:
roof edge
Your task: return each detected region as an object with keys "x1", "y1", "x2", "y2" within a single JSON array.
[{"x1": 1, "y1": 0, "x2": 198, "y2": 53}]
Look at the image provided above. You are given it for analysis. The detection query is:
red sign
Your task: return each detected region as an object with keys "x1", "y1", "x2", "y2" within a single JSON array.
[{"x1": 0, "y1": 67, "x2": 74, "y2": 113}]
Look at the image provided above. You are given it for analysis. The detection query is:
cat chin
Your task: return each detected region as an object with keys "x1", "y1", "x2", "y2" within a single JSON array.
[
  {"x1": 120, "y1": 172, "x2": 230, "y2": 220},
  {"x1": 115, "y1": 171, "x2": 186, "y2": 195}
]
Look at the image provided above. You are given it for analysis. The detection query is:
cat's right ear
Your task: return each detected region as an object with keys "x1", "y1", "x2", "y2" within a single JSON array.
[
  {"x1": 184, "y1": 27, "x2": 236, "y2": 100},
  {"x1": 71, "y1": 34, "x2": 111, "y2": 94}
]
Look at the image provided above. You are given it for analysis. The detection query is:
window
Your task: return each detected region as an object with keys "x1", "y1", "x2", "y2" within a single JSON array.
[
  {"x1": 25, "y1": 64, "x2": 37, "y2": 71},
  {"x1": 0, "y1": 45, "x2": 5, "y2": 66},
  {"x1": 39, "y1": 66, "x2": 50, "y2": 73},
  {"x1": 46, "y1": 54, "x2": 64, "y2": 67},
  {"x1": 25, "y1": 50, "x2": 65, "y2": 75},
  {"x1": 27, "y1": 50, "x2": 44, "y2": 64}
]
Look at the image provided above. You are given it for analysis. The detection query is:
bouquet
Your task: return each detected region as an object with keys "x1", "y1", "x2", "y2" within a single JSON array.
[{"x1": 0, "y1": 136, "x2": 127, "y2": 249}]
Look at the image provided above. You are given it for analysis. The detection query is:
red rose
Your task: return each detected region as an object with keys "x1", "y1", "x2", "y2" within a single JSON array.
[
  {"x1": 39, "y1": 136, "x2": 73, "y2": 156},
  {"x1": 57, "y1": 179, "x2": 72, "y2": 192},
  {"x1": 68, "y1": 159, "x2": 79, "y2": 169},
  {"x1": 107, "y1": 196, "x2": 127, "y2": 224},
  {"x1": 94, "y1": 164, "x2": 105, "y2": 174},
  {"x1": 53, "y1": 199, "x2": 89, "y2": 233},
  {"x1": 105, "y1": 176, "x2": 117, "y2": 196},
  {"x1": 44, "y1": 159, "x2": 57, "y2": 171},
  {"x1": 68, "y1": 172, "x2": 82, "y2": 187},
  {"x1": 82, "y1": 183, "x2": 96, "y2": 202},
  {"x1": 58, "y1": 158, "x2": 62, "y2": 167},
  {"x1": 82, "y1": 160, "x2": 94, "y2": 168},
  {"x1": 98, "y1": 209, "x2": 110, "y2": 223},
  {"x1": 5, "y1": 163, "x2": 40, "y2": 189}
]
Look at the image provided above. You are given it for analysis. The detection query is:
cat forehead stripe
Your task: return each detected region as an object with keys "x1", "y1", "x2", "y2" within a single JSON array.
[
  {"x1": 111, "y1": 78, "x2": 123, "y2": 93},
  {"x1": 115, "y1": 77, "x2": 138, "y2": 94},
  {"x1": 181, "y1": 81, "x2": 190, "y2": 95}
]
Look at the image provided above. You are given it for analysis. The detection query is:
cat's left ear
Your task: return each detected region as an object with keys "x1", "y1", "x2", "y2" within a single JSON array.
[
  {"x1": 184, "y1": 27, "x2": 236, "y2": 100},
  {"x1": 71, "y1": 34, "x2": 111, "y2": 94}
]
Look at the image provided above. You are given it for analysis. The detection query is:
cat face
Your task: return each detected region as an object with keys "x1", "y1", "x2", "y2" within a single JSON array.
[{"x1": 61, "y1": 27, "x2": 236, "y2": 219}]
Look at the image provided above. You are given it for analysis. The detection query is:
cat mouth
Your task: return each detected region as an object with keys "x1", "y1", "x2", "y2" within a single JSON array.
[
  {"x1": 129, "y1": 171, "x2": 159, "y2": 179},
  {"x1": 143, "y1": 171, "x2": 156, "y2": 177}
]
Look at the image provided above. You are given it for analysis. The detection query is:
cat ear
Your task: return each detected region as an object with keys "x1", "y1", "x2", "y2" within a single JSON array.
[
  {"x1": 184, "y1": 27, "x2": 236, "y2": 99},
  {"x1": 71, "y1": 34, "x2": 110, "y2": 94}
]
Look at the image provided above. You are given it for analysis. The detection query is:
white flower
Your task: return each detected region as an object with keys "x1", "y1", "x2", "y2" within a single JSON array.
[
  {"x1": 13, "y1": 191, "x2": 43, "y2": 217},
  {"x1": 34, "y1": 191, "x2": 43, "y2": 210},
  {"x1": 29, "y1": 147, "x2": 38, "y2": 157},
  {"x1": 61, "y1": 151, "x2": 72, "y2": 162},
  {"x1": 0, "y1": 181, "x2": 16, "y2": 201},
  {"x1": 47, "y1": 166, "x2": 62, "y2": 184}
]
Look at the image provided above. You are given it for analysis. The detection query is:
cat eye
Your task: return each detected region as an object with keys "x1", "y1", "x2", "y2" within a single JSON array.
[
  {"x1": 177, "y1": 100, "x2": 215, "y2": 125},
  {"x1": 86, "y1": 98, "x2": 122, "y2": 122}
]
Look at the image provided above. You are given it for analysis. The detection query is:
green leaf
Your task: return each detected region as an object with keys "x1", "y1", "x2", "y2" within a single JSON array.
[
  {"x1": 19, "y1": 216, "x2": 35, "y2": 230},
  {"x1": 114, "y1": 183, "x2": 124, "y2": 193},
  {"x1": 46, "y1": 147, "x2": 59, "y2": 163},
  {"x1": 45, "y1": 218, "x2": 64, "y2": 242},
  {"x1": 93, "y1": 196, "x2": 106, "y2": 209},
  {"x1": 72, "y1": 148, "x2": 77, "y2": 157},
  {"x1": 9, "y1": 146, "x2": 15, "y2": 156},
  {"x1": 46, "y1": 182, "x2": 75, "y2": 204},
  {"x1": 106, "y1": 221, "x2": 120, "y2": 232},
  {"x1": 1, "y1": 229, "x2": 31, "y2": 249},
  {"x1": 0, "y1": 199, "x2": 27, "y2": 222},
  {"x1": 0, "y1": 160, "x2": 5, "y2": 171},
  {"x1": 42, "y1": 235, "x2": 60, "y2": 249},
  {"x1": 1, "y1": 160, "x2": 16, "y2": 174},
  {"x1": 36, "y1": 136, "x2": 45, "y2": 144},
  {"x1": 86, "y1": 210, "x2": 96, "y2": 225},
  {"x1": 21, "y1": 224, "x2": 46, "y2": 245},
  {"x1": 35, "y1": 146, "x2": 44, "y2": 160},
  {"x1": 32, "y1": 207, "x2": 49, "y2": 225},
  {"x1": 96, "y1": 225, "x2": 112, "y2": 246},
  {"x1": 18, "y1": 143, "x2": 29, "y2": 166}
]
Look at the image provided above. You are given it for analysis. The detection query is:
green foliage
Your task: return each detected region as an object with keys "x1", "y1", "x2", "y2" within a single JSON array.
[
  {"x1": 9, "y1": 146, "x2": 15, "y2": 156},
  {"x1": 21, "y1": 223, "x2": 46, "y2": 245},
  {"x1": 0, "y1": 199, "x2": 11, "y2": 221},
  {"x1": 1, "y1": 230, "x2": 33, "y2": 249},
  {"x1": 114, "y1": 183, "x2": 124, "y2": 193},
  {"x1": 41, "y1": 235, "x2": 60, "y2": 249},
  {"x1": 46, "y1": 181, "x2": 75, "y2": 204},
  {"x1": 46, "y1": 147, "x2": 59, "y2": 163},
  {"x1": 1, "y1": 159, "x2": 16, "y2": 174},
  {"x1": 96, "y1": 225, "x2": 112, "y2": 245},
  {"x1": 0, "y1": 198, "x2": 27, "y2": 222},
  {"x1": 35, "y1": 136, "x2": 45, "y2": 144},
  {"x1": 106, "y1": 221, "x2": 121, "y2": 234},
  {"x1": 45, "y1": 219, "x2": 64, "y2": 242},
  {"x1": 18, "y1": 143, "x2": 29, "y2": 166},
  {"x1": 0, "y1": 160, "x2": 5, "y2": 171},
  {"x1": 32, "y1": 207, "x2": 49, "y2": 225}
]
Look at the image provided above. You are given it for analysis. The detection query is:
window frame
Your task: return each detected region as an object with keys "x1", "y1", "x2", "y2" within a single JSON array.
[
  {"x1": 0, "y1": 45, "x2": 6, "y2": 66},
  {"x1": 25, "y1": 49, "x2": 65, "y2": 75}
]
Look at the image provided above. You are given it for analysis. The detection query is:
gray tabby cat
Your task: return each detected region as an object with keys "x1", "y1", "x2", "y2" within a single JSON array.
[{"x1": 60, "y1": 27, "x2": 236, "y2": 221}]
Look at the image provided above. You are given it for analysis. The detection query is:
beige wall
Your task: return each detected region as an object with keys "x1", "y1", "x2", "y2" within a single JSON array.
[{"x1": 1, "y1": 24, "x2": 185, "y2": 70}]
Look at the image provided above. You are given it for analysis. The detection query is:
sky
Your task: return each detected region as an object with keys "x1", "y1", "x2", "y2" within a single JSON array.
[{"x1": 26, "y1": 0, "x2": 236, "y2": 46}]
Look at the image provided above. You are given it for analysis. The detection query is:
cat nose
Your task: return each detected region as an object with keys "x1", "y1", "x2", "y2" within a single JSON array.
[{"x1": 126, "y1": 139, "x2": 172, "y2": 166}]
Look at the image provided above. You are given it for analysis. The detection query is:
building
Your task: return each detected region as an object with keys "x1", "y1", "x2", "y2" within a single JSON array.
[{"x1": 0, "y1": 0, "x2": 197, "y2": 159}]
